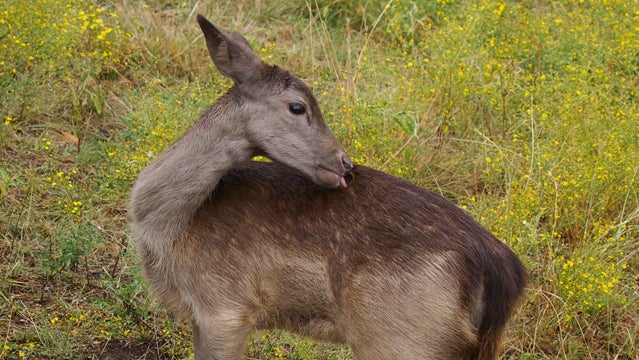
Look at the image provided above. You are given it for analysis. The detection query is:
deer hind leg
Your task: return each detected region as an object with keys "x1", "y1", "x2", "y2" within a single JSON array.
[
  {"x1": 343, "y1": 256, "x2": 478, "y2": 359},
  {"x1": 344, "y1": 300, "x2": 478, "y2": 360},
  {"x1": 192, "y1": 309, "x2": 254, "y2": 360}
]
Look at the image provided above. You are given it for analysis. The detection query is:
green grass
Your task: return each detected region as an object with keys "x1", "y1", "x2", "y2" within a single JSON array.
[{"x1": 1, "y1": 0, "x2": 638, "y2": 358}]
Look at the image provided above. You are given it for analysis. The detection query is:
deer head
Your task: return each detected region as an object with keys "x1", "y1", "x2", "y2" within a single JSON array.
[{"x1": 197, "y1": 15, "x2": 353, "y2": 188}]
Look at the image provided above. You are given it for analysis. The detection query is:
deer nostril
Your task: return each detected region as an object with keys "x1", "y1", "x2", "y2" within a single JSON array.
[{"x1": 342, "y1": 155, "x2": 353, "y2": 173}]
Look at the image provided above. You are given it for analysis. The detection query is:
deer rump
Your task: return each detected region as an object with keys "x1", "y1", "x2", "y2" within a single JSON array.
[{"x1": 153, "y1": 161, "x2": 525, "y2": 359}]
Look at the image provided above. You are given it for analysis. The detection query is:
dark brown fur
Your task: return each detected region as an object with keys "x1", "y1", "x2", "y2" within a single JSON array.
[{"x1": 130, "y1": 15, "x2": 526, "y2": 360}]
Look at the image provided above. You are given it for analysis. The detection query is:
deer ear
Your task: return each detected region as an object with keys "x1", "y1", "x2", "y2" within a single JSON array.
[{"x1": 196, "y1": 14, "x2": 264, "y2": 84}]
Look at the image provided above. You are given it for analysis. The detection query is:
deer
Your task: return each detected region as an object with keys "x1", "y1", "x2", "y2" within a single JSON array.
[{"x1": 129, "y1": 14, "x2": 527, "y2": 360}]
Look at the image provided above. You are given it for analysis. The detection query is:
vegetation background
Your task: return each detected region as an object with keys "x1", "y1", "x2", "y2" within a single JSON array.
[{"x1": 1, "y1": 0, "x2": 638, "y2": 358}]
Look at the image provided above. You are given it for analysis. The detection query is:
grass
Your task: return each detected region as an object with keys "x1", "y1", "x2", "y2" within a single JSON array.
[{"x1": 1, "y1": 0, "x2": 638, "y2": 358}]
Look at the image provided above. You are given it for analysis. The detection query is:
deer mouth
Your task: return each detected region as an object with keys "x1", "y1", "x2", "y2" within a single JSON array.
[{"x1": 317, "y1": 167, "x2": 351, "y2": 189}]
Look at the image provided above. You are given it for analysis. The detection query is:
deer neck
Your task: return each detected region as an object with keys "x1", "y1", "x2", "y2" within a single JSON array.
[{"x1": 129, "y1": 93, "x2": 253, "y2": 252}]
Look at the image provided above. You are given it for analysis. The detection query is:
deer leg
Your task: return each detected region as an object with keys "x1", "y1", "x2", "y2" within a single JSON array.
[
  {"x1": 192, "y1": 310, "x2": 253, "y2": 360},
  {"x1": 343, "y1": 261, "x2": 478, "y2": 360}
]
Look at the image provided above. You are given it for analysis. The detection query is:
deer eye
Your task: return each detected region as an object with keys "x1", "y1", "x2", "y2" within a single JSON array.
[{"x1": 288, "y1": 102, "x2": 306, "y2": 115}]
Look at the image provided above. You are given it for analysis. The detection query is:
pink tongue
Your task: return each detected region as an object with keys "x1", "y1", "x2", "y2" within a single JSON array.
[{"x1": 339, "y1": 176, "x2": 348, "y2": 189}]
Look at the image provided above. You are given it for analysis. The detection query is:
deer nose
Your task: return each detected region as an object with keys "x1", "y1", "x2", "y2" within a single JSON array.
[{"x1": 341, "y1": 153, "x2": 353, "y2": 173}]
